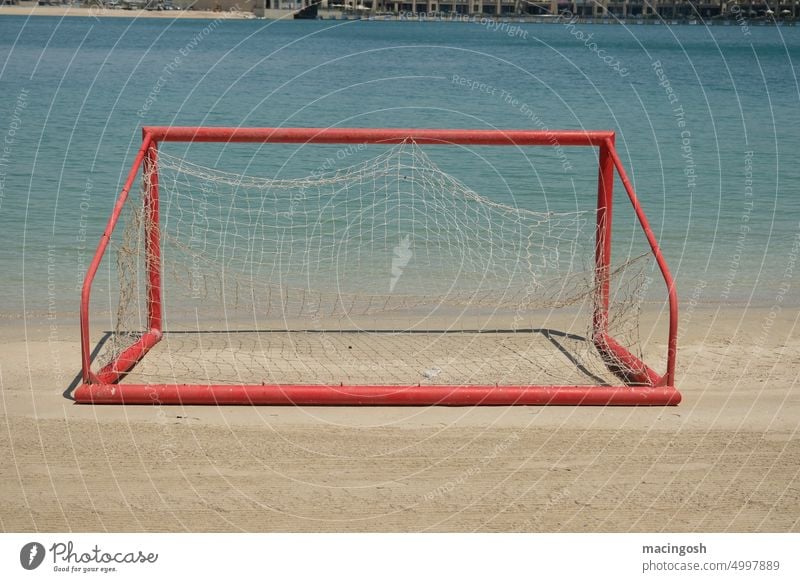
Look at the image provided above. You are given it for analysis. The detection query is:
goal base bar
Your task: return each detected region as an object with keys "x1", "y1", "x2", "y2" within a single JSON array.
[{"x1": 74, "y1": 384, "x2": 681, "y2": 406}]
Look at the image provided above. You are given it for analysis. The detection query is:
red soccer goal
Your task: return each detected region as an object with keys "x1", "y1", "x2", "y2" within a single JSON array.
[{"x1": 74, "y1": 127, "x2": 679, "y2": 406}]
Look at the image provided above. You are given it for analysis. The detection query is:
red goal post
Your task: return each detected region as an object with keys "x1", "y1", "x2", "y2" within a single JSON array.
[{"x1": 75, "y1": 126, "x2": 680, "y2": 406}]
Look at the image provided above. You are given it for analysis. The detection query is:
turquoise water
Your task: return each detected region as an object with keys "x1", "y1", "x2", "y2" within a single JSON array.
[{"x1": 1, "y1": 16, "x2": 798, "y2": 316}]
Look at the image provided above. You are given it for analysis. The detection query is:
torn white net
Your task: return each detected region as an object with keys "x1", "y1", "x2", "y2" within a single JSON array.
[{"x1": 102, "y1": 142, "x2": 649, "y2": 386}]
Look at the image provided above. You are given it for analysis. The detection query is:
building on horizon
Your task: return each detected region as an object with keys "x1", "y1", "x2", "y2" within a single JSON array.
[{"x1": 154, "y1": 0, "x2": 800, "y2": 20}]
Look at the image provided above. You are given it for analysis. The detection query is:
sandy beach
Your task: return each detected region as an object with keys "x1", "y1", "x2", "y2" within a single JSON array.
[
  {"x1": 0, "y1": 5, "x2": 257, "y2": 20},
  {"x1": 1, "y1": 0, "x2": 799, "y2": 543},
  {"x1": 1, "y1": 304, "x2": 798, "y2": 532}
]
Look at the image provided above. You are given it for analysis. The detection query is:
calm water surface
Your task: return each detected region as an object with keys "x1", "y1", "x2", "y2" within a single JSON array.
[{"x1": 1, "y1": 16, "x2": 798, "y2": 315}]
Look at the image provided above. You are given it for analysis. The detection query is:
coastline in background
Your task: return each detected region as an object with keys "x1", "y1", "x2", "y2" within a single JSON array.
[{"x1": 1, "y1": 4, "x2": 797, "y2": 25}]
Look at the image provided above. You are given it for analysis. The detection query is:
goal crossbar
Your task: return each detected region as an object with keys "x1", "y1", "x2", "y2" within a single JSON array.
[{"x1": 74, "y1": 127, "x2": 680, "y2": 406}]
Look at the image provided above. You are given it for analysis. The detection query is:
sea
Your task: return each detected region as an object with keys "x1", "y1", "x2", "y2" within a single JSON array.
[{"x1": 1, "y1": 15, "x2": 799, "y2": 319}]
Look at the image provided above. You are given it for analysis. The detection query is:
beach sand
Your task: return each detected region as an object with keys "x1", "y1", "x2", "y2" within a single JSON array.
[
  {"x1": 1, "y1": 304, "x2": 798, "y2": 532},
  {"x1": 0, "y1": 5, "x2": 258, "y2": 20}
]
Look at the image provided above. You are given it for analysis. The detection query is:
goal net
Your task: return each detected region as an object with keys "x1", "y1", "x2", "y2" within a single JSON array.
[{"x1": 100, "y1": 140, "x2": 649, "y2": 390}]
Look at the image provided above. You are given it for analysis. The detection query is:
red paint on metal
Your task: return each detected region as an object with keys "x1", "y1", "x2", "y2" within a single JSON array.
[
  {"x1": 142, "y1": 126, "x2": 614, "y2": 147},
  {"x1": 144, "y1": 142, "x2": 163, "y2": 334},
  {"x1": 94, "y1": 331, "x2": 162, "y2": 385},
  {"x1": 606, "y1": 139, "x2": 678, "y2": 387},
  {"x1": 591, "y1": 136, "x2": 665, "y2": 388},
  {"x1": 74, "y1": 383, "x2": 681, "y2": 406},
  {"x1": 80, "y1": 133, "x2": 153, "y2": 384},
  {"x1": 593, "y1": 138, "x2": 615, "y2": 338},
  {"x1": 594, "y1": 333, "x2": 663, "y2": 387},
  {"x1": 77, "y1": 127, "x2": 680, "y2": 405}
]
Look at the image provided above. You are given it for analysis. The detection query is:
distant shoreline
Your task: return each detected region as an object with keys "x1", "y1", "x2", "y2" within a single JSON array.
[
  {"x1": 0, "y1": 6, "x2": 258, "y2": 20},
  {"x1": 2, "y1": 6, "x2": 796, "y2": 25}
]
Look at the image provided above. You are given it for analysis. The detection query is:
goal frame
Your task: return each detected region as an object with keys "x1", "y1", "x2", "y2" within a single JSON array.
[{"x1": 74, "y1": 127, "x2": 680, "y2": 406}]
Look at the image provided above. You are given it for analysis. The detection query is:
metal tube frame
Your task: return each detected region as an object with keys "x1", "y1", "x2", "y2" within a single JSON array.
[{"x1": 75, "y1": 127, "x2": 680, "y2": 406}]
